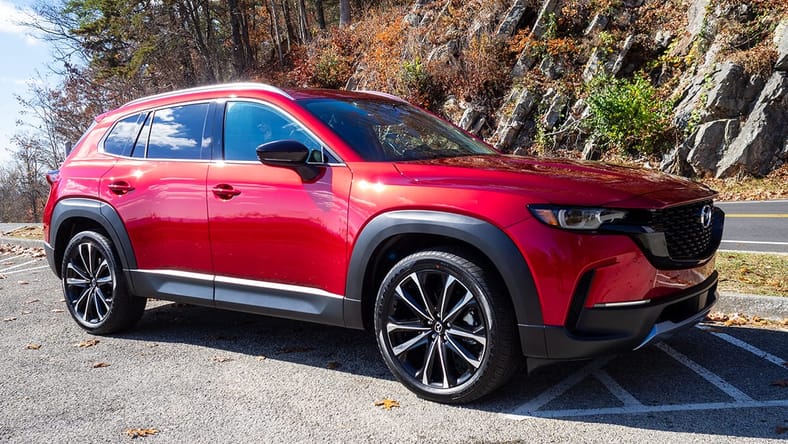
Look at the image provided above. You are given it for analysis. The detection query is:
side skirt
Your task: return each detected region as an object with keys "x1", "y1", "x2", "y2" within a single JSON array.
[{"x1": 128, "y1": 269, "x2": 346, "y2": 327}]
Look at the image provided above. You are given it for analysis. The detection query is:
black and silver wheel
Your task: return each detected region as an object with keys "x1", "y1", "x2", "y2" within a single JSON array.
[
  {"x1": 374, "y1": 249, "x2": 519, "y2": 403},
  {"x1": 61, "y1": 231, "x2": 145, "y2": 334}
]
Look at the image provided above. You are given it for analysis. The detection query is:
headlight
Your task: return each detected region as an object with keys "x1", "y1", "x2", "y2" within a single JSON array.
[{"x1": 528, "y1": 205, "x2": 628, "y2": 231}]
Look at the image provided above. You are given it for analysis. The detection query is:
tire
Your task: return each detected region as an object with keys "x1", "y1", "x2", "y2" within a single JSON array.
[
  {"x1": 61, "y1": 231, "x2": 146, "y2": 334},
  {"x1": 374, "y1": 249, "x2": 519, "y2": 404}
]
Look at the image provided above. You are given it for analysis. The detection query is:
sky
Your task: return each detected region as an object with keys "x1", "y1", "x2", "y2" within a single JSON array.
[{"x1": 0, "y1": 0, "x2": 52, "y2": 166}]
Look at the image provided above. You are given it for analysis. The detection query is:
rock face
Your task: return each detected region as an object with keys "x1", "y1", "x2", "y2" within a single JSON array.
[
  {"x1": 716, "y1": 72, "x2": 788, "y2": 177},
  {"x1": 393, "y1": 0, "x2": 786, "y2": 178}
]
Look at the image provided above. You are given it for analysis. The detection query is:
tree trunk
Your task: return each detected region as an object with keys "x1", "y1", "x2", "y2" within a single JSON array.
[
  {"x1": 297, "y1": 0, "x2": 310, "y2": 42},
  {"x1": 339, "y1": 0, "x2": 350, "y2": 27},
  {"x1": 228, "y1": 0, "x2": 247, "y2": 76},
  {"x1": 314, "y1": 0, "x2": 325, "y2": 30},
  {"x1": 268, "y1": 0, "x2": 284, "y2": 66}
]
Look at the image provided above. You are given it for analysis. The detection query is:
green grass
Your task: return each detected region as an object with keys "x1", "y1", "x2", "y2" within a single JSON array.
[{"x1": 716, "y1": 251, "x2": 788, "y2": 297}]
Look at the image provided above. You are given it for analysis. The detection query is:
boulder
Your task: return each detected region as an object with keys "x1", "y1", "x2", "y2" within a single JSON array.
[
  {"x1": 703, "y1": 62, "x2": 747, "y2": 118},
  {"x1": 541, "y1": 90, "x2": 568, "y2": 130},
  {"x1": 686, "y1": 119, "x2": 739, "y2": 176},
  {"x1": 532, "y1": 0, "x2": 560, "y2": 39},
  {"x1": 716, "y1": 71, "x2": 788, "y2": 177},
  {"x1": 494, "y1": 89, "x2": 537, "y2": 150},
  {"x1": 775, "y1": 18, "x2": 788, "y2": 71},
  {"x1": 584, "y1": 14, "x2": 609, "y2": 36},
  {"x1": 496, "y1": 0, "x2": 529, "y2": 37}
]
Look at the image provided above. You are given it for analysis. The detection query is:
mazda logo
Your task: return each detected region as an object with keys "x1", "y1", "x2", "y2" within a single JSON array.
[{"x1": 700, "y1": 205, "x2": 713, "y2": 228}]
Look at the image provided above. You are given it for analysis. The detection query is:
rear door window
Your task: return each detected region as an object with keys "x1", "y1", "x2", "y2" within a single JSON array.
[{"x1": 145, "y1": 103, "x2": 211, "y2": 160}]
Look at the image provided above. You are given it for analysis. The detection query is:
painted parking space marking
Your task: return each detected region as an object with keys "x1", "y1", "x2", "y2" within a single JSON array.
[
  {"x1": 504, "y1": 358, "x2": 613, "y2": 418},
  {"x1": 0, "y1": 259, "x2": 37, "y2": 273},
  {"x1": 503, "y1": 328, "x2": 787, "y2": 420},
  {"x1": 655, "y1": 342, "x2": 754, "y2": 402},
  {"x1": 592, "y1": 369, "x2": 643, "y2": 407},
  {"x1": 1, "y1": 265, "x2": 49, "y2": 276},
  {"x1": 699, "y1": 327, "x2": 786, "y2": 368}
]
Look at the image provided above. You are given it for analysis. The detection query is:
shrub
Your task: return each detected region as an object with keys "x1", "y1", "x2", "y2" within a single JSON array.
[{"x1": 584, "y1": 74, "x2": 673, "y2": 156}]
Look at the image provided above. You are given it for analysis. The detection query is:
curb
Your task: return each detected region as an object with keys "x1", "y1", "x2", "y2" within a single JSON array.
[
  {"x1": 1, "y1": 236, "x2": 784, "y2": 319},
  {"x1": 0, "y1": 236, "x2": 45, "y2": 249},
  {"x1": 715, "y1": 292, "x2": 788, "y2": 320}
]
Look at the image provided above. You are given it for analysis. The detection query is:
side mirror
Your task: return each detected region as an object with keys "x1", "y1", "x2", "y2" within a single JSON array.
[{"x1": 256, "y1": 140, "x2": 321, "y2": 182}]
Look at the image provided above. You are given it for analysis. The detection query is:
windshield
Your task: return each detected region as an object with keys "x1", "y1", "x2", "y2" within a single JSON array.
[{"x1": 299, "y1": 98, "x2": 497, "y2": 161}]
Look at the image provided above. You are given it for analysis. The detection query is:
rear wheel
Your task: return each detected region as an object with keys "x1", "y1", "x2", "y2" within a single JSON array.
[
  {"x1": 374, "y1": 249, "x2": 519, "y2": 403},
  {"x1": 61, "y1": 231, "x2": 145, "y2": 334}
]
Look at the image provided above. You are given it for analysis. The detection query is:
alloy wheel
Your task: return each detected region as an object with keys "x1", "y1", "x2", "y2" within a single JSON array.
[
  {"x1": 63, "y1": 240, "x2": 115, "y2": 326},
  {"x1": 383, "y1": 269, "x2": 488, "y2": 389}
]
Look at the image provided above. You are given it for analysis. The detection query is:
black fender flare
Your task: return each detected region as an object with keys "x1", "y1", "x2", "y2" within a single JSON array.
[
  {"x1": 342, "y1": 210, "x2": 543, "y2": 331},
  {"x1": 47, "y1": 198, "x2": 137, "y2": 277}
]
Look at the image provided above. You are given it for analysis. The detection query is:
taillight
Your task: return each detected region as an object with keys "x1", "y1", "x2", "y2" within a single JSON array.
[{"x1": 46, "y1": 169, "x2": 60, "y2": 186}]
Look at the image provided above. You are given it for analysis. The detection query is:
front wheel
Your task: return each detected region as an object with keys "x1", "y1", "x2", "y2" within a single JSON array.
[
  {"x1": 374, "y1": 249, "x2": 519, "y2": 404},
  {"x1": 61, "y1": 231, "x2": 146, "y2": 334}
]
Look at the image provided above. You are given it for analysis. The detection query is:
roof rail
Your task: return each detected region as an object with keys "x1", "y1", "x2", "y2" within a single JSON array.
[
  {"x1": 122, "y1": 82, "x2": 293, "y2": 107},
  {"x1": 356, "y1": 90, "x2": 408, "y2": 103}
]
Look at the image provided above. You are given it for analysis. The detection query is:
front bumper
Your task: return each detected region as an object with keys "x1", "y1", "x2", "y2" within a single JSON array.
[{"x1": 519, "y1": 271, "x2": 717, "y2": 360}]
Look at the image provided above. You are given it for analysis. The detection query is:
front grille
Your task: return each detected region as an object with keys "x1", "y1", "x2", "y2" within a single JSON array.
[{"x1": 650, "y1": 200, "x2": 714, "y2": 260}]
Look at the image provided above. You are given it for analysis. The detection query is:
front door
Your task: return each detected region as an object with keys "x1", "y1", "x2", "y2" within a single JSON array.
[{"x1": 207, "y1": 101, "x2": 351, "y2": 322}]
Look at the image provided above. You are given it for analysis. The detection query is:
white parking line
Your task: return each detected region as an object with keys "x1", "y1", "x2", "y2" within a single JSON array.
[
  {"x1": 0, "y1": 259, "x2": 37, "y2": 273},
  {"x1": 720, "y1": 240, "x2": 788, "y2": 246},
  {"x1": 699, "y1": 328, "x2": 786, "y2": 367},
  {"x1": 504, "y1": 357, "x2": 613, "y2": 418},
  {"x1": 592, "y1": 369, "x2": 643, "y2": 407},
  {"x1": 656, "y1": 343, "x2": 754, "y2": 402},
  {"x1": 517, "y1": 399, "x2": 788, "y2": 419},
  {"x1": 1, "y1": 265, "x2": 49, "y2": 275}
]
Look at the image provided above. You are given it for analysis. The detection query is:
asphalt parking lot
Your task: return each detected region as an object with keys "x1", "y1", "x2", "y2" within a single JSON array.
[{"x1": 1, "y1": 251, "x2": 786, "y2": 443}]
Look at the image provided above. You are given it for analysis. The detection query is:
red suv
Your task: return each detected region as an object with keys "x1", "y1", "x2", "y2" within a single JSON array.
[{"x1": 43, "y1": 83, "x2": 723, "y2": 403}]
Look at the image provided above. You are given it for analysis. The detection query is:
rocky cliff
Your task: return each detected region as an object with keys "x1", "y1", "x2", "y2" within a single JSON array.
[{"x1": 341, "y1": 0, "x2": 787, "y2": 178}]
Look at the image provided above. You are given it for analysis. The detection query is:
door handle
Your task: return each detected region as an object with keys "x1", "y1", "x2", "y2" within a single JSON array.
[
  {"x1": 211, "y1": 184, "x2": 241, "y2": 199},
  {"x1": 108, "y1": 181, "x2": 135, "y2": 195}
]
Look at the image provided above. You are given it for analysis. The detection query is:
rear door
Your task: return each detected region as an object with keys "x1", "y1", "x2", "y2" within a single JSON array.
[{"x1": 100, "y1": 102, "x2": 216, "y2": 302}]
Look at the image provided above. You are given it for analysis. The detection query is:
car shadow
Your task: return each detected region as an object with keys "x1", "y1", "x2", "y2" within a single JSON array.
[{"x1": 114, "y1": 302, "x2": 787, "y2": 440}]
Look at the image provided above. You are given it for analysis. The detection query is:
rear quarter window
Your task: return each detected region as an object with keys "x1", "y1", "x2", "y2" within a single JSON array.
[{"x1": 103, "y1": 113, "x2": 144, "y2": 156}]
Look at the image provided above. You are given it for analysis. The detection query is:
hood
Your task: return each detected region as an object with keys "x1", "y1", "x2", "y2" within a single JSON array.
[{"x1": 393, "y1": 155, "x2": 716, "y2": 208}]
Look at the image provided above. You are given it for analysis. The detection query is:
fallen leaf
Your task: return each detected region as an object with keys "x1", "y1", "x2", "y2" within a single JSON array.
[
  {"x1": 17, "y1": 280, "x2": 29, "y2": 285},
  {"x1": 92, "y1": 362, "x2": 111, "y2": 368},
  {"x1": 3, "y1": 317, "x2": 16, "y2": 322},
  {"x1": 278, "y1": 346, "x2": 313, "y2": 354},
  {"x1": 21, "y1": 310, "x2": 31, "y2": 315},
  {"x1": 326, "y1": 361, "x2": 341, "y2": 370},
  {"x1": 255, "y1": 355, "x2": 267, "y2": 361},
  {"x1": 211, "y1": 356, "x2": 233, "y2": 363},
  {"x1": 706, "y1": 312, "x2": 728, "y2": 322},
  {"x1": 77, "y1": 339, "x2": 100, "y2": 348},
  {"x1": 125, "y1": 428, "x2": 159, "y2": 438},
  {"x1": 24, "y1": 299, "x2": 39, "y2": 304},
  {"x1": 770, "y1": 379, "x2": 788, "y2": 388},
  {"x1": 374, "y1": 398, "x2": 400, "y2": 410},
  {"x1": 26, "y1": 343, "x2": 41, "y2": 350},
  {"x1": 146, "y1": 343, "x2": 159, "y2": 348},
  {"x1": 777, "y1": 426, "x2": 787, "y2": 435}
]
